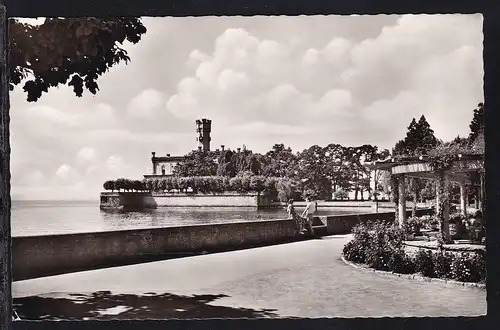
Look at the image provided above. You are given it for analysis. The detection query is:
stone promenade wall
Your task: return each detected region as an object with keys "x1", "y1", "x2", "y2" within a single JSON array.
[
  {"x1": 13, "y1": 219, "x2": 297, "y2": 281},
  {"x1": 13, "y1": 209, "x2": 433, "y2": 281}
]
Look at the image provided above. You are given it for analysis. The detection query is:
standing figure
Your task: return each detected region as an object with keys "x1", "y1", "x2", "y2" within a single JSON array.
[
  {"x1": 301, "y1": 197, "x2": 317, "y2": 236},
  {"x1": 287, "y1": 199, "x2": 305, "y2": 234}
]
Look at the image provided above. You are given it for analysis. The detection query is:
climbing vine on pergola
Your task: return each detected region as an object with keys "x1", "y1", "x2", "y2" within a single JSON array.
[{"x1": 370, "y1": 141, "x2": 484, "y2": 245}]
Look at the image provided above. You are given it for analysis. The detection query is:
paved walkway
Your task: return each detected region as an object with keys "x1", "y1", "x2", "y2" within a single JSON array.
[{"x1": 12, "y1": 234, "x2": 486, "y2": 320}]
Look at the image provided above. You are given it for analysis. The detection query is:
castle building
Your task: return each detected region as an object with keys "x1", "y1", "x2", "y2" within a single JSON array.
[
  {"x1": 144, "y1": 118, "x2": 213, "y2": 178},
  {"x1": 196, "y1": 118, "x2": 211, "y2": 152}
]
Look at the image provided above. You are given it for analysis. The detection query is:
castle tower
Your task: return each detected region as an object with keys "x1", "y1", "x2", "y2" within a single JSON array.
[{"x1": 196, "y1": 118, "x2": 212, "y2": 151}]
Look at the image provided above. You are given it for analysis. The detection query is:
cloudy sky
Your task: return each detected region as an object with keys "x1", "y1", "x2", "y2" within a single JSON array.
[{"x1": 10, "y1": 14, "x2": 483, "y2": 200}]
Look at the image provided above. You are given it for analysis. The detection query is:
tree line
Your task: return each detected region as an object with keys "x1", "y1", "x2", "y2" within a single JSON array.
[
  {"x1": 172, "y1": 143, "x2": 391, "y2": 201},
  {"x1": 102, "y1": 142, "x2": 391, "y2": 201}
]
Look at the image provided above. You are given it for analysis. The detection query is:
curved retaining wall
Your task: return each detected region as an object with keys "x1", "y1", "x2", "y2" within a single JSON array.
[{"x1": 12, "y1": 209, "x2": 432, "y2": 281}]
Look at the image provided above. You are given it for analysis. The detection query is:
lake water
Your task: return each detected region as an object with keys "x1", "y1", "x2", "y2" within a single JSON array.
[{"x1": 11, "y1": 200, "x2": 372, "y2": 237}]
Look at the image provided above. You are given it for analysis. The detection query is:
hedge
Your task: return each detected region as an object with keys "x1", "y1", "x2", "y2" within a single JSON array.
[
  {"x1": 343, "y1": 221, "x2": 486, "y2": 284},
  {"x1": 103, "y1": 175, "x2": 296, "y2": 202},
  {"x1": 103, "y1": 178, "x2": 146, "y2": 192}
]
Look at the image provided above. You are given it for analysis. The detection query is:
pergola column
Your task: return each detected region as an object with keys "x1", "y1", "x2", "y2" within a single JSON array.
[
  {"x1": 459, "y1": 182, "x2": 468, "y2": 217},
  {"x1": 479, "y1": 171, "x2": 484, "y2": 211},
  {"x1": 479, "y1": 170, "x2": 485, "y2": 229},
  {"x1": 474, "y1": 187, "x2": 479, "y2": 208},
  {"x1": 436, "y1": 172, "x2": 451, "y2": 243},
  {"x1": 398, "y1": 175, "x2": 407, "y2": 227}
]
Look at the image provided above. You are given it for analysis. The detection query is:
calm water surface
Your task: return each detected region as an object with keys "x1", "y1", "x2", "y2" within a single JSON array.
[{"x1": 11, "y1": 200, "x2": 370, "y2": 237}]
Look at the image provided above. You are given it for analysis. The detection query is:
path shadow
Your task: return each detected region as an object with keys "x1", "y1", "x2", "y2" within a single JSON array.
[{"x1": 13, "y1": 291, "x2": 278, "y2": 320}]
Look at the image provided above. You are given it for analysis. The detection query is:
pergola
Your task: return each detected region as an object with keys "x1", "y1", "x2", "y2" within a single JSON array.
[{"x1": 367, "y1": 154, "x2": 484, "y2": 243}]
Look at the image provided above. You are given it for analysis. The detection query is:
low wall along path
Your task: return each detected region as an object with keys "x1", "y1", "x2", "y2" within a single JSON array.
[{"x1": 13, "y1": 209, "x2": 432, "y2": 281}]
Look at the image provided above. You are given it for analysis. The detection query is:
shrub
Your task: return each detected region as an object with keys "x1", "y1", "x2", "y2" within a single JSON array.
[
  {"x1": 229, "y1": 177, "x2": 242, "y2": 192},
  {"x1": 143, "y1": 179, "x2": 153, "y2": 192},
  {"x1": 114, "y1": 178, "x2": 127, "y2": 191},
  {"x1": 132, "y1": 180, "x2": 144, "y2": 191},
  {"x1": 450, "y1": 252, "x2": 486, "y2": 283},
  {"x1": 222, "y1": 176, "x2": 231, "y2": 192},
  {"x1": 418, "y1": 215, "x2": 433, "y2": 229},
  {"x1": 152, "y1": 178, "x2": 160, "y2": 192},
  {"x1": 405, "y1": 217, "x2": 423, "y2": 235},
  {"x1": 171, "y1": 176, "x2": 179, "y2": 191},
  {"x1": 334, "y1": 188, "x2": 348, "y2": 200},
  {"x1": 414, "y1": 249, "x2": 436, "y2": 278},
  {"x1": 250, "y1": 176, "x2": 266, "y2": 192},
  {"x1": 276, "y1": 178, "x2": 294, "y2": 202},
  {"x1": 351, "y1": 222, "x2": 372, "y2": 247},
  {"x1": 264, "y1": 177, "x2": 278, "y2": 201},
  {"x1": 239, "y1": 174, "x2": 252, "y2": 192},
  {"x1": 365, "y1": 242, "x2": 393, "y2": 271},
  {"x1": 388, "y1": 248, "x2": 416, "y2": 274},
  {"x1": 343, "y1": 222, "x2": 372, "y2": 264},
  {"x1": 342, "y1": 240, "x2": 366, "y2": 263},
  {"x1": 449, "y1": 213, "x2": 466, "y2": 224},
  {"x1": 364, "y1": 222, "x2": 397, "y2": 271},
  {"x1": 432, "y1": 250, "x2": 454, "y2": 279},
  {"x1": 344, "y1": 220, "x2": 485, "y2": 284},
  {"x1": 193, "y1": 176, "x2": 205, "y2": 193},
  {"x1": 103, "y1": 180, "x2": 114, "y2": 191},
  {"x1": 302, "y1": 189, "x2": 317, "y2": 200},
  {"x1": 384, "y1": 222, "x2": 406, "y2": 249},
  {"x1": 178, "y1": 177, "x2": 188, "y2": 192},
  {"x1": 164, "y1": 177, "x2": 173, "y2": 192},
  {"x1": 158, "y1": 178, "x2": 167, "y2": 192},
  {"x1": 453, "y1": 221, "x2": 468, "y2": 239},
  {"x1": 212, "y1": 176, "x2": 225, "y2": 193}
]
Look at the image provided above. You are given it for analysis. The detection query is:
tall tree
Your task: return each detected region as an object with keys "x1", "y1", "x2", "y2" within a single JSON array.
[
  {"x1": 323, "y1": 144, "x2": 350, "y2": 193},
  {"x1": 393, "y1": 118, "x2": 419, "y2": 156},
  {"x1": 261, "y1": 144, "x2": 297, "y2": 178},
  {"x1": 393, "y1": 115, "x2": 437, "y2": 156},
  {"x1": 416, "y1": 115, "x2": 438, "y2": 154},
  {"x1": 469, "y1": 102, "x2": 485, "y2": 143},
  {"x1": 393, "y1": 115, "x2": 437, "y2": 212},
  {"x1": 293, "y1": 145, "x2": 332, "y2": 200},
  {"x1": 9, "y1": 18, "x2": 147, "y2": 102},
  {"x1": 217, "y1": 149, "x2": 237, "y2": 177},
  {"x1": 349, "y1": 145, "x2": 379, "y2": 200},
  {"x1": 173, "y1": 150, "x2": 218, "y2": 177}
]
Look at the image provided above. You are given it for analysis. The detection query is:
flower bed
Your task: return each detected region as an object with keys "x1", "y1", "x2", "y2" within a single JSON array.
[{"x1": 342, "y1": 221, "x2": 486, "y2": 284}]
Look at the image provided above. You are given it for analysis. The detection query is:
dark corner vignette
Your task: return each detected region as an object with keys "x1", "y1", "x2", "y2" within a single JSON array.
[{"x1": 0, "y1": 1, "x2": 499, "y2": 330}]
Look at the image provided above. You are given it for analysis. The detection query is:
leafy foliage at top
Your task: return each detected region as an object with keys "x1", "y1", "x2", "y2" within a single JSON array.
[
  {"x1": 425, "y1": 104, "x2": 485, "y2": 171},
  {"x1": 393, "y1": 115, "x2": 438, "y2": 157},
  {"x1": 170, "y1": 143, "x2": 390, "y2": 200},
  {"x1": 468, "y1": 102, "x2": 484, "y2": 142},
  {"x1": 388, "y1": 105, "x2": 484, "y2": 203},
  {"x1": 9, "y1": 18, "x2": 147, "y2": 102},
  {"x1": 173, "y1": 150, "x2": 218, "y2": 177}
]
